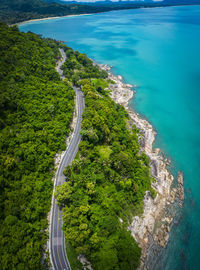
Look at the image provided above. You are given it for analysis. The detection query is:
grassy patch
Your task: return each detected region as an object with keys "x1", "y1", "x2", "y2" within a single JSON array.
[
  {"x1": 66, "y1": 241, "x2": 83, "y2": 270},
  {"x1": 98, "y1": 145, "x2": 112, "y2": 160},
  {"x1": 91, "y1": 78, "x2": 109, "y2": 89}
]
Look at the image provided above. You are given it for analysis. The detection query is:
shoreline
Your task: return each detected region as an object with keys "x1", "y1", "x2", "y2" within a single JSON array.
[
  {"x1": 14, "y1": 13, "x2": 93, "y2": 27},
  {"x1": 99, "y1": 63, "x2": 184, "y2": 269},
  {"x1": 15, "y1": 4, "x2": 200, "y2": 27}
]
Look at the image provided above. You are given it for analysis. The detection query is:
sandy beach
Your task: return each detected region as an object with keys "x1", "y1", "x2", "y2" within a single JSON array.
[{"x1": 15, "y1": 13, "x2": 93, "y2": 26}]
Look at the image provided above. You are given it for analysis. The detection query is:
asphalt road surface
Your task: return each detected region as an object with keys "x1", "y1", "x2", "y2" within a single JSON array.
[{"x1": 50, "y1": 48, "x2": 85, "y2": 270}]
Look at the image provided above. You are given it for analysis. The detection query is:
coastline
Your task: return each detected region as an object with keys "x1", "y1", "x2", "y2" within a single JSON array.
[
  {"x1": 15, "y1": 13, "x2": 93, "y2": 26},
  {"x1": 15, "y1": 4, "x2": 200, "y2": 27},
  {"x1": 99, "y1": 63, "x2": 184, "y2": 269}
]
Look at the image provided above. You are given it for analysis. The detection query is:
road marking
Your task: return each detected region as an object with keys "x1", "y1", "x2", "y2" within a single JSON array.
[{"x1": 57, "y1": 214, "x2": 64, "y2": 270}]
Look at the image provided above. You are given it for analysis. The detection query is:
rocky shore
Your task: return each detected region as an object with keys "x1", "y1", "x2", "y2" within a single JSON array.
[{"x1": 99, "y1": 63, "x2": 184, "y2": 269}]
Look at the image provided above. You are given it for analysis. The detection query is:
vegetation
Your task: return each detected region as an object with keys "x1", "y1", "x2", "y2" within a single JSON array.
[
  {"x1": 55, "y1": 46, "x2": 155, "y2": 269},
  {"x1": 0, "y1": 17, "x2": 155, "y2": 270},
  {"x1": 0, "y1": 23, "x2": 74, "y2": 269},
  {"x1": 0, "y1": 0, "x2": 108, "y2": 25}
]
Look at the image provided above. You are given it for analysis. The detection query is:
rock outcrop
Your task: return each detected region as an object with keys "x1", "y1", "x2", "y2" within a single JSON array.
[{"x1": 100, "y1": 63, "x2": 184, "y2": 269}]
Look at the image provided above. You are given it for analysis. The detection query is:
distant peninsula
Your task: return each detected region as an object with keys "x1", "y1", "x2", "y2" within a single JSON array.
[{"x1": 1, "y1": 0, "x2": 200, "y2": 25}]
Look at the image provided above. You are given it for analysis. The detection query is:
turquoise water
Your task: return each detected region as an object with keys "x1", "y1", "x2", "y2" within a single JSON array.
[{"x1": 20, "y1": 6, "x2": 200, "y2": 269}]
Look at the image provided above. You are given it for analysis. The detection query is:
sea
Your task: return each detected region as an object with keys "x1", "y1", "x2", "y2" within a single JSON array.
[{"x1": 20, "y1": 6, "x2": 200, "y2": 270}]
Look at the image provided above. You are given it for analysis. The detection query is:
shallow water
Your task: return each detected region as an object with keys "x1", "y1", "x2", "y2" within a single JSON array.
[{"x1": 20, "y1": 6, "x2": 200, "y2": 269}]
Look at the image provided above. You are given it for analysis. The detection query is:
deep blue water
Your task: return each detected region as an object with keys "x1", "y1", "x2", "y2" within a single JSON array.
[{"x1": 20, "y1": 6, "x2": 200, "y2": 269}]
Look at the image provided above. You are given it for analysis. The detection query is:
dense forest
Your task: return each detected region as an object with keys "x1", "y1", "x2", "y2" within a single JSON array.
[
  {"x1": 1, "y1": 18, "x2": 154, "y2": 270},
  {"x1": 0, "y1": 0, "x2": 106, "y2": 25},
  {"x1": 0, "y1": 23, "x2": 74, "y2": 269},
  {"x1": 55, "y1": 47, "x2": 156, "y2": 269}
]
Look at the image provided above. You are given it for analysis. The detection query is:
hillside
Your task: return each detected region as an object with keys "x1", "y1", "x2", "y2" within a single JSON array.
[
  {"x1": 0, "y1": 0, "x2": 106, "y2": 24},
  {"x1": 0, "y1": 23, "x2": 75, "y2": 269}
]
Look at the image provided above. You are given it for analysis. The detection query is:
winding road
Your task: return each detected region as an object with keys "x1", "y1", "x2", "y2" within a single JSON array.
[{"x1": 49, "y1": 48, "x2": 85, "y2": 270}]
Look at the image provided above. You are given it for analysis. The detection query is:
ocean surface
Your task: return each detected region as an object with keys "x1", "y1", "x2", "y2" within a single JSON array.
[{"x1": 20, "y1": 6, "x2": 200, "y2": 270}]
